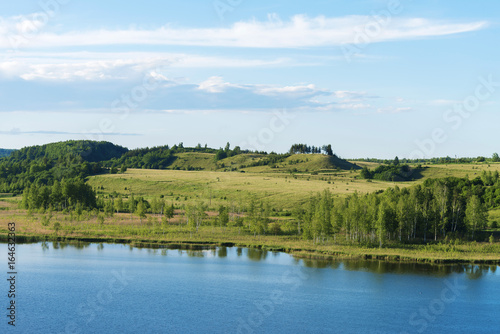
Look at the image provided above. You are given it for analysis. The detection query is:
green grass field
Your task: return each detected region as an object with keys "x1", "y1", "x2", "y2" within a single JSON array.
[
  {"x1": 2, "y1": 160, "x2": 500, "y2": 263},
  {"x1": 87, "y1": 168, "x2": 409, "y2": 211},
  {"x1": 87, "y1": 161, "x2": 500, "y2": 211}
]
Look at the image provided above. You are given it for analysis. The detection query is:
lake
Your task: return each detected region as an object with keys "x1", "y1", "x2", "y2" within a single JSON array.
[{"x1": 3, "y1": 242, "x2": 500, "y2": 333}]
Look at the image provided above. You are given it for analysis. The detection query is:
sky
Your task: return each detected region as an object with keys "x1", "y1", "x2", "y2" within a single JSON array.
[{"x1": 0, "y1": 0, "x2": 499, "y2": 159}]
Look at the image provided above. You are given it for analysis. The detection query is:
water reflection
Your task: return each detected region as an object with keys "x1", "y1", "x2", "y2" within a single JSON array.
[
  {"x1": 313, "y1": 259, "x2": 495, "y2": 279},
  {"x1": 30, "y1": 241, "x2": 499, "y2": 279},
  {"x1": 246, "y1": 248, "x2": 268, "y2": 261},
  {"x1": 218, "y1": 247, "x2": 227, "y2": 258}
]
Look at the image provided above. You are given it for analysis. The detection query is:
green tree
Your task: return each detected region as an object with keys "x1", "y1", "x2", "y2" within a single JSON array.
[
  {"x1": 465, "y1": 195, "x2": 488, "y2": 239},
  {"x1": 218, "y1": 205, "x2": 229, "y2": 228},
  {"x1": 433, "y1": 182, "x2": 449, "y2": 240},
  {"x1": 104, "y1": 199, "x2": 114, "y2": 217},
  {"x1": 165, "y1": 203, "x2": 175, "y2": 222},
  {"x1": 53, "y1": 221, "x2": 61, "y2": 234},
  {"x1": 186, "y1": 202, "x2": 207, "y2": 233},
  {"x1": 322, "y1": 144, "x2": 333, "y2": 156},
  {"x1": 97, "y1": 213, "x2": 105, "y2": 225},
  {"x1": 114, "y1": 196, "x2": 123, "y2": 214},
  {"x1": 128, "y1": 194, "x2": 136, "y2": 218},
  {"x1": 376, "y1": 200, "x2": 394, "y2": 248},
  {"x1": 136, "y1": 201, "x2": 147, "y2": 224}
]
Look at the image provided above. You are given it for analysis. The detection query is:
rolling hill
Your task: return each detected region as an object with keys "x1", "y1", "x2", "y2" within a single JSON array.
[{"x1": 0, "y1": 149, "x2": 15, "y2": 158}]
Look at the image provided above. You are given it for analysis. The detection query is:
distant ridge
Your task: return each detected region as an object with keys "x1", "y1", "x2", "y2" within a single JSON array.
[
  {"x1": 0, "y1": 149, "x2": 15, "y2": 158},
  {"x1": 9, "y1": 140, "x2": 128, "y2": 162},
  {"x1": 0, "y1": 140, "x2": 360, "y2": 172}
]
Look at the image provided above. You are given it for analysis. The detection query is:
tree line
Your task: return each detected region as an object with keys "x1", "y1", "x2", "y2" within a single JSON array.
[
  {"x1": 19, "y1": 174, "x2": 498, "y2": 245},
  {"x1": 298, "y1": 176, "x2": 495, "y2": 245},
  {"x1": 289, "y1": 143, "x2": 334, "y2": 156}
]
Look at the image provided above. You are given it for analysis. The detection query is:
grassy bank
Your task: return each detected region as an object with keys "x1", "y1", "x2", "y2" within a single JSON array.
[
  {"x1": 3, "y1": 163, "x2": 500, "y2": 264},
  {"x1": 2, "y1": 208, "x2": 500, "y2": 265}
]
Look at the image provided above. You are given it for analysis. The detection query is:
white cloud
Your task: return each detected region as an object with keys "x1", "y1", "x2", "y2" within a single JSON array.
[
  {"x1": 198, "y1": 76, "x2": 240, "y2": 93},
  {"x1": 333, "y1": 91, "x2": 378, "y2": 101},
  {"x1": 0, "y1": 52, "x2": 293, "y2": 81},
  {"x1": 255, "y1": 84, "x2": 325, "y2": 97},
  {"x1": 0, "y1": 14, "x2": 488, "y2": 49},
  {"x1": 0, "y1": 58, "x2": 171, "y2": 81}
]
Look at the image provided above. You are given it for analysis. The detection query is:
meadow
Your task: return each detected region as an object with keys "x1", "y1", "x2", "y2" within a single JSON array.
[
  {"x1": 85, "y1": 161, "x2": 500, "y2": 211},
  {"x1": 2, "y1": 161, "x2": 500, "y2": 264}
]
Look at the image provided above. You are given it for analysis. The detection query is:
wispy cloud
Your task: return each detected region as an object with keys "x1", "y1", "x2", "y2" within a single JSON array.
[
  {"x1": 0, "y1": 52, "x2": 293, "y2": 81},
  {"x1": 0, "y1": 128, "x2": 141, "y2": 136},
  {"x1": 0, "y1": 74, "x2": 392, "y2": 113},
  {"x1": 0, "y1": 14, "x2": 488, "y2": 49}
]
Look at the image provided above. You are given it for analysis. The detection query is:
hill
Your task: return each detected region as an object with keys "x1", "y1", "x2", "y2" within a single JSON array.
[
  {"x1": 103, "y1": 143, "x2": 359, "y2": 173},
  {"x1": 0, "y1": 149, "x2": 15, "y2": 158},
  {"x1": 0, "y1": 140, "x2": 127, "y2": 193},
  {"x1": 9, "y1": 140, "x2": 127, "y2": 163}
]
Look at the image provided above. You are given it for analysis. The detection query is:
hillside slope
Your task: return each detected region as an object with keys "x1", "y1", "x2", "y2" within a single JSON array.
[
  {"x1": 0, "y1": 149, "x2": 14, "y2": 158},
  {"x1": 0, "y1": 140, "x2": 127, "y2": 193},
  {"x1": 9, "y1": 140, "x2": 127, "y2": 162}
]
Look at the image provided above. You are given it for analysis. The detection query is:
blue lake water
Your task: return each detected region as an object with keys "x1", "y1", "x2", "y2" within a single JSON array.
[{"x1": 2, "y1": 242, "x2": 499, "y2": 333}]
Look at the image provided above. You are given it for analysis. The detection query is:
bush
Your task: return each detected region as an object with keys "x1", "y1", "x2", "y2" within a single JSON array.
[
  {"x1": 41, "y1": 215, "x2": 51, "y2": 227},
  {"x1": 491, "y1": 221, "x2": 498, "y2": 229}
]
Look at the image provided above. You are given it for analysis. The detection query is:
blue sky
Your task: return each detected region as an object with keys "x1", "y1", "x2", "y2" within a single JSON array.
[{"x1": 1, "y1": 0, "x2": 499, "y2": 159}]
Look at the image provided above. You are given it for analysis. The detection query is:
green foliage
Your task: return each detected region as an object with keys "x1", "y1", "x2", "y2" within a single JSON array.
[
  {"x1": 41, "y1": 215, "x2": 52, "y2": 227},
  {"x1": 289, "y1": 143, "x2": 323, "y2": 154},
  {"x1": 0, "y1": 140, "x2": 126, "y2": 193},
  {"x1": 0, "y1": 149, "x2": 15, "y2": 158},
  {"x1": 165, "y1": 203, "x2": 175, "y2": 221},
  {"x1": 97, "y1": 213, "x2": 105, "y2": 225},
  {"x1": 21, "y1": 179, "x2": 96, "y2": 211},
  {"x1": 214, "y1": 149, "x2": 227, "y2": 161},
  {"x1": 218, "y1": 205, "x2": 229, "y2": 227},
  {"x1": 296, "y1": 176, "x2": 497, "y2": 245},
  {"x1": 360, "y1": 164, "x2": 419, "y2": 181},
  {"x1": 465, "y1": 195, "x2": 488, "y2": 239},
  {"x1": 136, "y1": 201, "x2": 147, "y2": 223}
]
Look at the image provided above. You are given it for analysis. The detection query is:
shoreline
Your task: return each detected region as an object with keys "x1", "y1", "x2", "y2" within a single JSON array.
[{"x1": 2, "y1": 233, "x2": 500, "y2": 265}]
